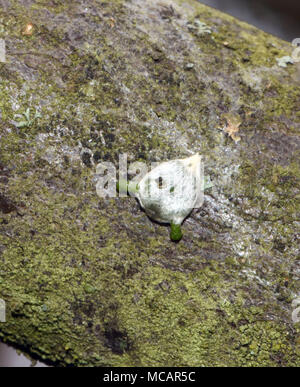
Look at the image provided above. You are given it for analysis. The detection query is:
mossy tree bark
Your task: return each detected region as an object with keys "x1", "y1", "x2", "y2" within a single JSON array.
[{"x1": 0, "y1": 0, "x2": 299, "y2": 366}]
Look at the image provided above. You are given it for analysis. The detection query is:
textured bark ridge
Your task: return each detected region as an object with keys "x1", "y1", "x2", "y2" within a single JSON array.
[{"x1": 0, "y1": 0, "x2": 299, "y2": 366}]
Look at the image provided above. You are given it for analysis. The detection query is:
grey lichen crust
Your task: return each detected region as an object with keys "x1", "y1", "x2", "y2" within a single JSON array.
[{"x1": 0, "y1": 0, "x2": 299, "y2": 366}]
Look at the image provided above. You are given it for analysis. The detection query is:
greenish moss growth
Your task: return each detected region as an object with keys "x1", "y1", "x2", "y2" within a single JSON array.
[{"x1": 170, "y1": 223, "x2": 183, "y2": 242}]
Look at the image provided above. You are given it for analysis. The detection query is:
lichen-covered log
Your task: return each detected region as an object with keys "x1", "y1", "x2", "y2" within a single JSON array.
[{"x1": 0, "y1": 0, "x2": 299, "y2": 366}]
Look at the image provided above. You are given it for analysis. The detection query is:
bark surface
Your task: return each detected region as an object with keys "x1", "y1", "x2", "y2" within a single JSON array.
[{"x1": 0, "y1": 0, "x2": 299, "y2": 366}]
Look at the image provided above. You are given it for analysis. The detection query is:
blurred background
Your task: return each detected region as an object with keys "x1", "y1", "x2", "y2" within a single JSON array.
[
  {"x1": 200, "y1": 0, "x2": 299, "y2": 41},
  {"x1": 0, "y1": 0, "x2": 299, "y2": 367},
  {"x1": 0, "y1": 344, "x2": 47, "y2": 367}
]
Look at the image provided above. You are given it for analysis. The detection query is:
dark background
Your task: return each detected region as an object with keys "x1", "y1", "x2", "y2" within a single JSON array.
[{"x1": 200, "y1": 0, "x2": 299, "y2": 41}]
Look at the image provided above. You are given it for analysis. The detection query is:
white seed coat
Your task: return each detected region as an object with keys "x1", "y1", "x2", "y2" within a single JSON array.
[{"x1": 135, "y1": 154, "x2": 203, "y2": 225}]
